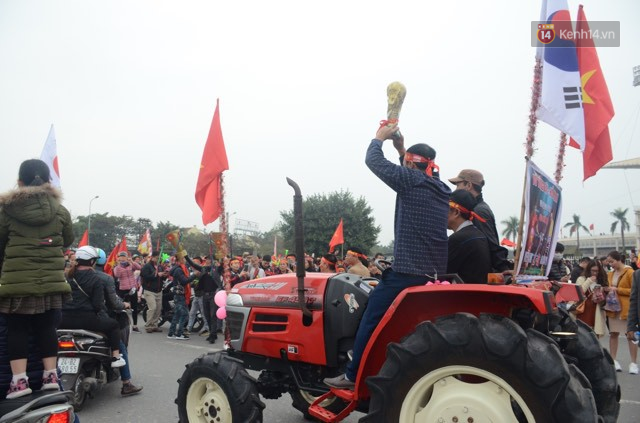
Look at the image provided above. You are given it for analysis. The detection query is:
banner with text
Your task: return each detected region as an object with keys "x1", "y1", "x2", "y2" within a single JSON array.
[{"x1": 517, "y1": 161, "x2": 563, "y2": 277}]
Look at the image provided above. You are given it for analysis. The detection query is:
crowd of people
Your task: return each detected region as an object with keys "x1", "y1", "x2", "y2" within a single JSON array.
[{"x1": 1, "y1": 141, "x2": 639, "y2": 405}]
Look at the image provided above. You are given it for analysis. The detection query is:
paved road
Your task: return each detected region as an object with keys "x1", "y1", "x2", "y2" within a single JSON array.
[{"x1": 74, "y1": 324, "x2": 638, "y2": 422}]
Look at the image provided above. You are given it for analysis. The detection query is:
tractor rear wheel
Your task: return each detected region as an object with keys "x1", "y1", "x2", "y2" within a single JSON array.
[
  {"x1": 552, "y1": 315, "x2": 620, "y2": 422},
  {"x1": 176, "y1": 352, "x2": 264, "y2": 422},
  {"x1": 362, "y1": 313, "x2": 597, "y2": 423}
]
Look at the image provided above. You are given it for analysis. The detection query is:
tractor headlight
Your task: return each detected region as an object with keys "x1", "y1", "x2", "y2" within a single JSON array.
[{"x1": 227, "y1": 293, "x2": 243, "y2": 306}]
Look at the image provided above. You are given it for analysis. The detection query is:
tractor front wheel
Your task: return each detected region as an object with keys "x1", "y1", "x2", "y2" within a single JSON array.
[
  {"x1": 176, "y1": 352, "x2": 264, "y2": 422},
  {"x1": 363, "y1": 313, "x2": 598, "y2": 423}
]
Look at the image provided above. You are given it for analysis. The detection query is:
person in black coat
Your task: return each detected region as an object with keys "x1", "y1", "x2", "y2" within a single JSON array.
[{"x1": 446, "y1": 189, "x2": 491, "y2": 284}]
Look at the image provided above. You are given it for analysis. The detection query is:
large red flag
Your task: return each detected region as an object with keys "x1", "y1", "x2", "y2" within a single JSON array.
[
  {"x1": 195, "y1": 99, "x2": 229, "y2": 225},
  {"x1": 119, "y1": 236, "x2": 128, "y2": 255},
  {"x1": 77, "y1": 230, "x2": 89, "y2": 247},
  {"x1": 328, "y1": 219, "x2": 344, "y2": 253},
  {"x1": 103, "y1": 241, "x2": 121, "y2": 275},
  {"x1": 570, "y1": 6, "x2": 614, "y2": 181}
]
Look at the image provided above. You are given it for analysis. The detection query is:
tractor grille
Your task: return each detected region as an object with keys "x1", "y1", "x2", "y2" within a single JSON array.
[
  {"x1": 252, "y1": 314, "x2": 288, "y2": 333},
  {"x1": 227, "y1": 310, "x2": 245, "y2": 340}
]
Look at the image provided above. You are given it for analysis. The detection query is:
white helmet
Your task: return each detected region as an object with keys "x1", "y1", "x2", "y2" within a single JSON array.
[{"x1": 75, "y1": 246, "x2": 99, "y2": 262}]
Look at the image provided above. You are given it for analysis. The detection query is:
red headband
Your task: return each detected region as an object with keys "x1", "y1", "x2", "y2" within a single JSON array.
[
  {"x1": 321, "y1": 257, "x2": 336, "y2": 267},
  {"x1": 346, "y1": 250, "x2": 368, "y2": 260},
  {"x1": 404, "y1": 152, "x2": 439, "y2": 177},
  {"x1": 449, "y1": 201, "x2": 487, "y2": 222}
]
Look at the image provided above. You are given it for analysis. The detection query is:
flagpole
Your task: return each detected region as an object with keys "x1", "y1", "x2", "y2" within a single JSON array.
[
  {"x1": 554, "y1": 132, "x2": 567, "y2": 184},
  {"x1": 514, "y1": 58, "x2": 543, "y2": 272},
  {"x1": 218, "y1": 173, "x2": 232, "y2": 348}
]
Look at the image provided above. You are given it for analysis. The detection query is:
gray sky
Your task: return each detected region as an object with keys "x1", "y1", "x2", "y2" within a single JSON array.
[{"x1": 0, "y1": 0, "x2": 638, "y2": 247}]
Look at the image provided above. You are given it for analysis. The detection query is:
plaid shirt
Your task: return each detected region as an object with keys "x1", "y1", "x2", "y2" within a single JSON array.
[{"x1": 365, "y1": 139, "x2": 450, "y2": 276}]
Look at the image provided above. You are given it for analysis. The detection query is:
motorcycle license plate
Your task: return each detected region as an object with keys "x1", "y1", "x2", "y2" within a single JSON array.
[{"x1": 58, "y1": 357, "x2": 80, "y2": 374}]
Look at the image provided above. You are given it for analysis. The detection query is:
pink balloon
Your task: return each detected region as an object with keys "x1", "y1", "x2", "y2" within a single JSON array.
[
  {"x1": 214, "y1": 291, "x2": 227, "y2": 308},
  {"x1": 216, "y1": 307, "x2": 227, "y2": 320}
]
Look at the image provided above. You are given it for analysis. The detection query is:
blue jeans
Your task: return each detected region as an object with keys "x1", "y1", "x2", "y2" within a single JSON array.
[
  {"x1": 345, "y1": 269, "x2": 430, "y2": 381},
  {"x1": 118, "y1": 340, "x2": 131, "y2": 381},
  {"x1": 169, "y1": 295, "x2": 188, "y2": 336}
]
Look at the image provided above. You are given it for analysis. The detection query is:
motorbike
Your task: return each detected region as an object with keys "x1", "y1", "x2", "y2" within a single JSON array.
[
  {"x1": 0, "y1": 391, "x2": 75, "y2": 423},
  {"x1": 57, "y1": 329, "x2": 121, "y2": 411},
  {"x1": 140, "y1": 281, "x2": 204, "y2": 333}
]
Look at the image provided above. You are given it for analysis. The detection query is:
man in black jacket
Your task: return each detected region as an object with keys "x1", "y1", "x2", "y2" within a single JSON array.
[
  {"x1": 449, "y1": 169, "x2": 511, "y2": 273},
  {"x1": 446, "y1": 190, "x2": 491, "y2": 283},
  {"x1": 140, "y1": 252, "x2": 167, "y2": 333},
  {"x1": 186, "y1": 255, "x2": 222, "y2": 344}
]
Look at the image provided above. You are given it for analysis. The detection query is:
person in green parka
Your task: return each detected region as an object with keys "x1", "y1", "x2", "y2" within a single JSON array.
[{"x1": 0, "y1": 159, "x2": 74, "y2": 399}]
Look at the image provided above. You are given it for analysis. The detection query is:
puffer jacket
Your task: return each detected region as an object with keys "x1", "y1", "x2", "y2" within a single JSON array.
[{"x1": 0, "y1": 184, "x2": 73, "y2": 297}]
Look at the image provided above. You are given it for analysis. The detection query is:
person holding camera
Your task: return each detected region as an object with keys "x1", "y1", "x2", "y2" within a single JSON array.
[{"x1": 113, "y1": 251, "x2": 142, "y2": 332}]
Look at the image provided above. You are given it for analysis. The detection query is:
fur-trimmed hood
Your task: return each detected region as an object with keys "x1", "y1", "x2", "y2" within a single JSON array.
[{"x1": 0, "y1": 183, "x2": 64, "y2": 226}]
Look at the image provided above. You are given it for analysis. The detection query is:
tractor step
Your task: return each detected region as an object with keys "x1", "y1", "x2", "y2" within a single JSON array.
[{"x1": 308, "y1": 389, "x2": 357, "y2": 422}]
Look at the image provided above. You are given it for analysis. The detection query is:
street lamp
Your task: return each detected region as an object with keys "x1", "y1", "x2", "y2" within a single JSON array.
[{"x1": 88, "y1": 195, "x2": 99, "y2": 245}]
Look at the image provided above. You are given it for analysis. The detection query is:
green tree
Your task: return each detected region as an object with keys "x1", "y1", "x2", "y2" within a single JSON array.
[
  {"x1": 501, "y1": 216, "x2": 519, "y2": 242},
  {"x1": 563, "y1": 214, "x2": 591, "y2": 251},
  {"x1": 72, "y1": 214, "x2": 181, "y2": 254},
  {"x1": 279, "y1": 190, "x2": 380, "y2": 257},
  {"x1": 610, "y1": 207, "x2": 630, "y2": 253}
]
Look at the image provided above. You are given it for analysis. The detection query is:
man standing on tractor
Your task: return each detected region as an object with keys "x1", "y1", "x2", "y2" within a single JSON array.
[{"x1": 324, "y1": 122, "x2": 450, "y2": 389}]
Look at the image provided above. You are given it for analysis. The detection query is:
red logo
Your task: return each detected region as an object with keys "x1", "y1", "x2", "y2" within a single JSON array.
[{"x1": 537, "y1": 23, "x2": 555, "y2": 44}]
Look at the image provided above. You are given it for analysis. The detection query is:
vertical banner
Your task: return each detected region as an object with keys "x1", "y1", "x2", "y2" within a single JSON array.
[{"x1": 517, "y1": 161, "x2": 563, "y2": 277}]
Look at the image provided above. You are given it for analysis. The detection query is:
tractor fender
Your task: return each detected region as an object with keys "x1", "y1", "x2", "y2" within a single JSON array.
[{"x1": 354, "y1": 284, "x2": 556, "y2": 398}]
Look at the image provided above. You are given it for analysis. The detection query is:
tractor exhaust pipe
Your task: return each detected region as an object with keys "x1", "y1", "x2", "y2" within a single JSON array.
[{"x1": 286, "y1": 177, "x2": 312, "y2": 320}]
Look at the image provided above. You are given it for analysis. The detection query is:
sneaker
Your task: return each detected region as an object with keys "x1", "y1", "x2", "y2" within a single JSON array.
[
  {"x1": 206, "y1": 335, "x2": 217, "y2": 344},
  {"x1": 41, "y1": 373, "x2": 61, "y2": 391},
  {"x1": 630, "y1": 363, "x2": 639, "y2": 375},
  {"x1": 6, "y1": 378, "x2": 32, "y2": 399},
  {"x1": 153, "y1": 327, "x2": 163, "y2": 333},
  {"x1": 166, "y1": 334, "x2": 176, "y2": 339},
  {"x1": 145, "y1": 328, "x2": 154, "y2": 334},
  {"x1": 121, "y1": 382, "x2": 143, "y2": 396},
  {"x1": 111, "y1": 355, "x2": 127, "y2": 368},
  {"x1": 615, "y1": 360, "x2": 622, "y2": 372},
  {"x1": 175, "y1": 335, "x2": 190, "y2": 340},
  {"x1": 183, "y1": 330, "x2": 190, "y2": 336},
  {"x1": 132, "y1": 326, "x2": 140, "y2": 333},
  {"x1": 199, "y1": 330, "x2": 210, "y2": 337},
  {"x1": 323, "y1": 374, "x2": 355, "y2": 390}
]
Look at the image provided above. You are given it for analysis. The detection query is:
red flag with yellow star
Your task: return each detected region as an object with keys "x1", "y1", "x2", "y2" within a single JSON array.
[
  {"x1": 195, "y1": 99, "x2": 229, "y2": 225},
  {"x1": 570, "y1": 5, "x2": 614, "y2": 181}
]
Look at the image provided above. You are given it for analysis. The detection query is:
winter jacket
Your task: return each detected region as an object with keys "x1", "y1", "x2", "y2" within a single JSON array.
[
  {"x1": 0, "y1": 184, "x2": 73, "y2": 297},
  {"x1": 62, "y1": 269, "x2": 105, "y2": 314},
  {"x1": 95, "y1": 267, "x2": 125, "y2": 313},
  {"x1": 606, "y1": 266, "x2": 635, "y2": 320},
  {"x1": 112, "y1": 261, "x2": 141, "y2": 291},
  {"x1": 140, "y1": 262, "x2": 163, "y2": 293}
]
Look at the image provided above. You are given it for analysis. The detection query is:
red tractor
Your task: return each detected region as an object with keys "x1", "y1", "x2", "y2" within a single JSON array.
[{"x1": 175, "y1": 179, "x2": 620, "y2": 422}]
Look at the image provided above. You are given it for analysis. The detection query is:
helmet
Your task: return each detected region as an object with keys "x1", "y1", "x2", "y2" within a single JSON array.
[
  {"x1": 75, "y1": 246, "x2": 99, "y2": 262},
  {"x1": 96, "y1": 248, "x2": 107, "y2": 265}
]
